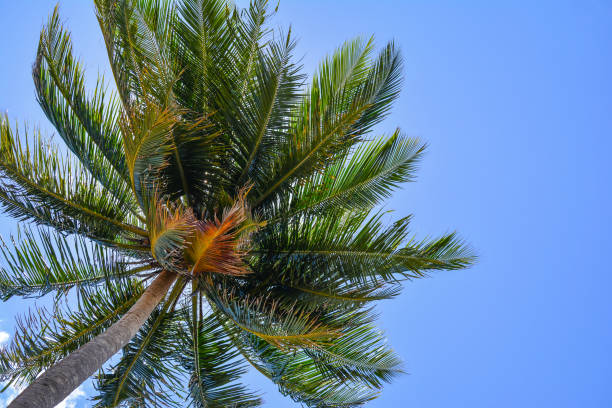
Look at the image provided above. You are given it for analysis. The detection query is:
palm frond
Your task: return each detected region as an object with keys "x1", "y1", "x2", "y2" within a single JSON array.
[
  {"x1": 234, "y1": 30, "x2": 304, "y2": 188},
  {"x1": 272, "y1": 282, "x2": 403, "y2": 311},
  {"x1": 205, "y1": 283, "x2": 340, "y2": 350},
  {"x1": 267, "y1": 131, "x2": 425, "y2": 221},
  {"x1": 169, "y1": 116, "x2": 224, "y2": 213},
  {"x1": 253, "y1": 37, "x2": 388, "y2": 206},
  {"x1": 35, "y1": 6, "x2": 131, "y2": 192},
  {"x1": 172, "y1": 0, "x2": 266, "y2": 206},
  {"x1": 94, "y1": 0, "x2": 178, "y2": 111},
  {"x1": 253, "y1": 210, "x2": 475, "y2": 288},
  {"x1": 218, "y1": 312, "x2": 379, "y2": 408},
  {"x1": 0, "y1": 279, "x2": 143, "y2": 387},
  {"x1": 130, "y1": 0, "x2": 178, "y2": 105},
  {"x1": 0, "y1": 226, "x2": 152, "y2": 300},
  {"x1": 173, "y1": 307, "x2": 261, "y2": 407},
  {"x1": 93, "y1": 280, "x2": 185, "y2": 408},
  {"x1": 234, "y1": 0, "x2": 271, "y2": 103},
  {"x1": 0, "y1": 117, "x2": 147, "y2": 239},
  {"x1": 172, "y1": 0, "x2": 237, "y2": 113},
  {"x1": 305, "y1": 324, "x2": 403, "y2": 389},
  {"x1": 121, "y1": 104, "x2": 179, "y2": 204},
  {"x1": 316, "y1": 36, "x2": 375, "y2": 114},
  {"x1": 348, "y1": 41, "x2": 403, "y2": 137}
]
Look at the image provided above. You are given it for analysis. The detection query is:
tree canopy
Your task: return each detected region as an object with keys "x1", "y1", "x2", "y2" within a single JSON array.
[{"x1": 0, "y1": 1, "x2": 475, "y2": 406}]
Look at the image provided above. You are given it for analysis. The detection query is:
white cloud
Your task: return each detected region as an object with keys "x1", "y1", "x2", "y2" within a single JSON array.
[
  {"x1": 55, "y1": 386, "x2": 86, "y2": 408},
  {"x1": 0, "y1": 383, "x2": 23, "y2": 408},
  {"x1": 0, "y1": 329, "x2": 15, "y2": 407},
  {"x1": 0, "y1": 331, "x2": 8, "y2": 346},
  {"x1": 0, "y1": 384, "x2": 85, "y2": 408}
]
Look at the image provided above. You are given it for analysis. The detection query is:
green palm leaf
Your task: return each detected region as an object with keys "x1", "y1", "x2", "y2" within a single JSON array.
[
  {"x1": 206, "y1": 282, "x2": 340, "y2": 350},
  {"x1": 252, "y1": 37, "x2": 403, "y2": 207},
  {"x1": 93, "y1": 280, "x2": 185, "y2": 408},
  {"x1": 35, "y1": 7, "x2": 130, "y2": 186},
  {"x1": 235, "y1": 30, "x2": 304, "y2": 187},
  {"x1": 267, "y1": 131, "x2": 425, "y2": 221},
  {"x1": 253, "y1": 210, "x2": 475, "y2": 288},
  {"x1": 305, "y1": 324, "x2": 403, "y2": 389},
  {"x1": 219, "y1": 316, "x2": 379, "y2": 408},
  {"x1": 0, "y1": 117, "x2": 147, "y2": 239},
  {"x1": 173, "y1": 308, "x2": 261, "y2": 407},
  {"x1": 172, "y1": 0, "x2": 238, "y2": 113},
  {"x1": 0, "y1": 279, "x2": 143, "y2": 387},
  {"x1": 0, "y1": 227, "x2": 151, "y2": 300}
]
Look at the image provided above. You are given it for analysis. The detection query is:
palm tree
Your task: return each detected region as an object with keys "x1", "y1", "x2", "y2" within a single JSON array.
[{"x1": 0, "y1": 1, "x2": 474, "y2": 407}]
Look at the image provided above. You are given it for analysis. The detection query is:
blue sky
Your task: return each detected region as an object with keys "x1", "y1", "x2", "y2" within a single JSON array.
[{"x1": 1, "y1": 1, "x2": 611, "y2": 407}]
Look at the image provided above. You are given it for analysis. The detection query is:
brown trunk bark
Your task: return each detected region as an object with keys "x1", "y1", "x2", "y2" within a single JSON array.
[{"x1": 9, "y1": 270, "x2": 177, "y2": 408}]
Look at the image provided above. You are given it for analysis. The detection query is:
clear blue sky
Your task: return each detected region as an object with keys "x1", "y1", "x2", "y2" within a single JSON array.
[{"x1": 1, "y1": 1, "x2": 611, "y2": 407}]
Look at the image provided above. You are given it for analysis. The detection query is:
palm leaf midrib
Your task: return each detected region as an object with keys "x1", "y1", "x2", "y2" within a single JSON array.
[
  {"x1": 237, "y1": 47, "x2": 287, "y2": 185},
  {"x1": 279, "y1": 138, "x2": 422, "y2": 221},
  {"x1": 0, "y1": 161, "x2": 147, "y2": 237},
  {"x1": 254, "y1": 104, "x2": 368, "y2": 206}
]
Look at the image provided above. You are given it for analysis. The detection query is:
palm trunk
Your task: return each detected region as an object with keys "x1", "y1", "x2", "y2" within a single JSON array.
[{"x1": 9, "y1": 270, "x2": 177, "y2": 408}]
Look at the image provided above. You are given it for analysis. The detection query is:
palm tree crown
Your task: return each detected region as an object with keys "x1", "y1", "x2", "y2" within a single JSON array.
[{"x1": 0, "y1": 1, "x2": 475, "y2": 407}]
